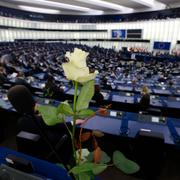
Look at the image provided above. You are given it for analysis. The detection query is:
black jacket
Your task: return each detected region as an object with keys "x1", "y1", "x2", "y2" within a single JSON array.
[{"x1": 139, "y1": 94, "x2": 150, "y2": 110}]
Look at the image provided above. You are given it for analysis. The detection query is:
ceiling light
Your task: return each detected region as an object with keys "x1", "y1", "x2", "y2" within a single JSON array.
[
  {"x1": 130, "y1": 0, "x2": 166, "y2": 9},
  {"x1": 18, "y1": 5, "x2": 60, "y2": 14},
  {"x1": 74, "y1": 0, "x2": 134, "y2": 12},
  {"x1": 130, "y1": 0, "x2": 155, "y2": 7},
  {"x1": 12, "y1": 0, "x2": 92, "y2": 12},
  {"x1": 82, "y1": 10, "x2": 104, "y2": 15}
]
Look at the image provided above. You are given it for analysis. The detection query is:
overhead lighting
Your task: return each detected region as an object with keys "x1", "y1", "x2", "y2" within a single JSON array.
[
  {"x1": 82, "y1": 10, "x2": 104, "y2": 15},
  {"x1": 130, "y1": 0, "x2": 155, "y2": 7},
  {"x1": 130, "y1": 0, "x2": 166, "y2": 9},
  {"x1": 18, "y1": 5, "x2": 60, "y2": 14},
  {"x1": 151, "y1": 1, "x2": 166, "y2": 10},
  {"x1": 12, "y1": 0, "x2": 93, "y2": 12},
  {"x1": 74, "y1": 0, "x2": 134, "y2": 13}
]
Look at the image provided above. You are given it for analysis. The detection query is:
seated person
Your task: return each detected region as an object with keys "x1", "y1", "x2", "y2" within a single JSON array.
[
  {"x1": 7, "y1": 85, "x2": 72, "y2": 164},
  {"x1": 92, "y1": 85, "x2": 104, "y2": 105},
  {"x1": 101, "y1": 77, "x2": 112, "y2": 90},
  {"x1": 0, "y1": 66, "x2": 7, "y2": 85},
  {"x1": 44, "y1": 75, "x2": 64, "y2": 99},
  {"x1": 132, "y1": 77, "x2": 137, "y2": 89},
  {"x1": 15, "y1": 72, "x2": 32, "y2": 91},
  {"x1": 168, "y1": 79, "x2": 174, "y2": 87},
  {"x1": 158, "y1": 74, "x2": 166, "y2": 82},
  {"x1": 139, "y1": 86, "x2": 150, "y2": 111}
]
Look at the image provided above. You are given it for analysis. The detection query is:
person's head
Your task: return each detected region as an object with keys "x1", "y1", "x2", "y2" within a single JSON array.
[
  {"x1": 169, "y1": 80, "x2": 173, "y2": 86},
  {"x1": 0, "y1": 66, "x2": 4, "y2": 73},
  {"x1": 7, "y1": 85, "x2": 35, "y2": 115},
  {"x1": 141, "y1": 86, "x2": 150, "y2": 95},
  {"x1": 17, "y1": 72, "x2": 25, "y2": 77},
  {"x1": 0, "y1": 54, "x2": 13, "y2": 66},
  {"x1": 46, "y1": 75, "x2": 54, "y2": 84}
]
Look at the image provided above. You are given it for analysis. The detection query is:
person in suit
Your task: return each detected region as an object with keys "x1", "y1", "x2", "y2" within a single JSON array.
[
  {"x1": 0, "y1": 66, "x2": 7, "y2": 85},
  {"x1": 139, "y1": 86, "x2": 150, "y2": 111},
  {"x1": 15, "y1": 72, "x2": 32, "y2": 91},
  {"x1": 7, "y1": 85, "x2": 72, "y2": 164},
  {"x1": 44, "y1": 75, "x2": 64, "y2": 99},
  {"x1": 92, "y1": 84, "x2": 104, "y2": 105}
]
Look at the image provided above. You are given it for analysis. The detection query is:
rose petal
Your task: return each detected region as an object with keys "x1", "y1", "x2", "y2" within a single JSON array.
[{"x1": 77, "y1": 70, "x2": 99, "y2": 83}]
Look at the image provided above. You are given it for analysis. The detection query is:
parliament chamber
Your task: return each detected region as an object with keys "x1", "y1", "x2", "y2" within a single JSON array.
[{"x1": 0, "y1": 0, "x2": 180, "y2": 180}]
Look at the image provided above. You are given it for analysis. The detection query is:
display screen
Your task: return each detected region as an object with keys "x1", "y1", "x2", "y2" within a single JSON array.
[{"x1": 112, "y1": 29, "x2": 126, "y2": 38}]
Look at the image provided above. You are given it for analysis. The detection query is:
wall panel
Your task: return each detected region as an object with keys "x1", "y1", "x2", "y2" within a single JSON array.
[{"x1": 0, "y1": 16, "x2": 179, "y2": 51}]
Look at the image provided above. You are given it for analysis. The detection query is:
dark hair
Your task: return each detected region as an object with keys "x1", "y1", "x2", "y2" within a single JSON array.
[{"x1": 7, "y1": 85, "x2": 35, "y2": 114}]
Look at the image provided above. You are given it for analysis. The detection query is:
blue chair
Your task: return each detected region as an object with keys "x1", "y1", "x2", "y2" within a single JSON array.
[{"x1": 0, "y1": 147, "x2": 72, "y2": 180}]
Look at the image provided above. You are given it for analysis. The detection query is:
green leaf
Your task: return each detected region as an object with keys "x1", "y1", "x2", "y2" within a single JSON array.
[
  {"x1": 113, "y1": 151, "x2": 140, "y2": 174},
  {"x1": 76, "y1": 172, "x2": 92, "y2": 180},
  {"x1": 69, "y1": 162, "x2": 107, "y2": 175},
  {"x1": 69, "y1": 162, "x2": 93, "y2": 175},
  {"x1": 77, "y1": 109, "x2": 95, "y2": 119},
  {"x1": 100, "y1": 151, "x2": 111, "y2": 164},
  {"x1": 86, "y1": 152, "x2": 93, "y2": 162},
  {"x1": 87, "y1": 151, "x2": 111, "y2": 164},
  {"x1": 57, "y1": 101, "x2": 74, "y2": 116},
  {"x1": 37, "y1": 105, "x2": 63, "y2": 126},
  {"x1": 92, "y1": 164, "x2": 107, "y2": 175},
  {"x1": 76, "y1": 80, "x2": 94, "y2": 112}
]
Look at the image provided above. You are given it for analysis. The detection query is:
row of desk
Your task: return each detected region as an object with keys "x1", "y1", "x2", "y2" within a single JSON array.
[
  {"x1": 1, "y1": 76, "x2": 180, "y2": 118},
  {"x1": 9, "y1": 70, "x2": 180, "y2": 97},
  {"x1": 135, "y1": 53, "x2": 180, "y2": 62},
  {"x1": 1, "y1": 91, "x2": 180, "y2": 146},
  {"x1": 108, "y1": 75, "x2": 180, "y2": 97},
  {"x1": 66, "y1": 88, "x2": 180, "y2": 114}
]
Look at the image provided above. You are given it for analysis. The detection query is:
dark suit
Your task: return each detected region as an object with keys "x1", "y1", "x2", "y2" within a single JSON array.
[
  {"x1": 0, "y1": 73, "x2": 7, "y2": 85},
  {"x1": 45, "y1": 79, "x2": 64, "y2": 99},
  {"x1": 92, "y1": 92, "x2": 104, "y2": 105},
  {"x1": 139, "y1": 94, "x2": 150, "y2": 110}
]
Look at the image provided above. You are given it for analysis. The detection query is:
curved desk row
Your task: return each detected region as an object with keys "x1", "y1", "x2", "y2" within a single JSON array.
[
  {"x1": 1, "y1": 79, "x2": 180, "y2": 118},
  {"x1": 65, "y1": 88, "x2": 180, "y2": 118},
  {"x1": 1, "y1": 93, "x2": 180, "y2": 146}
]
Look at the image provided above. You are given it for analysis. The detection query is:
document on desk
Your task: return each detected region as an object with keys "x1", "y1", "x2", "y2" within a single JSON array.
[
  {"x1": 101, "y1": 92, "x2": 110, "y2": 100},
  {"x1": 151, "y1": 117, "x2": 160, "y2": 123},
  {"x1": 110, "y1": 111, "x2": 117, "y2": 117}
]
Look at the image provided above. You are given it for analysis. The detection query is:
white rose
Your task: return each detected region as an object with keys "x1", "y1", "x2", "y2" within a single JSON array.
[
  {"x1": 65, "y1": 48, "x2": 88, "y2": 68},
  {"x1": 62, "y1": 48, "x2": 98, "y2": 83}
]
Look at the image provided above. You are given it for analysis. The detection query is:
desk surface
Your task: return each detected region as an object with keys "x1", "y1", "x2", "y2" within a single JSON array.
[
  {"x1": 1, "y1": 88, "x2": 180, "y2": 146},
  {"x1": 65, "y1": 87, "x2": 180, "y2": 110},
  {"x1": 1, "y1": 81, "x2": 180, "y2": 118},
  {"x1": 83, "y1": 113, "x2": 180, "y2": 145}
]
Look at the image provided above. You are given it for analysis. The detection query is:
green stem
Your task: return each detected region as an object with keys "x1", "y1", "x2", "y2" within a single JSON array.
[
  {"x1": 63, "y1": 121, "x2": 72, "y2": 138},
  {"x1": 72, "y1": 81, "x2": 78, "y2": 165},
  {"x1": 73, "y1": 81, "x2": 78, "y2": 112}
]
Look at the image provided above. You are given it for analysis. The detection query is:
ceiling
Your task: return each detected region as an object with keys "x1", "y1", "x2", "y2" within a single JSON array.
[{"x1": 0, "y1": 0, "x2": 180, "y2": 15}]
